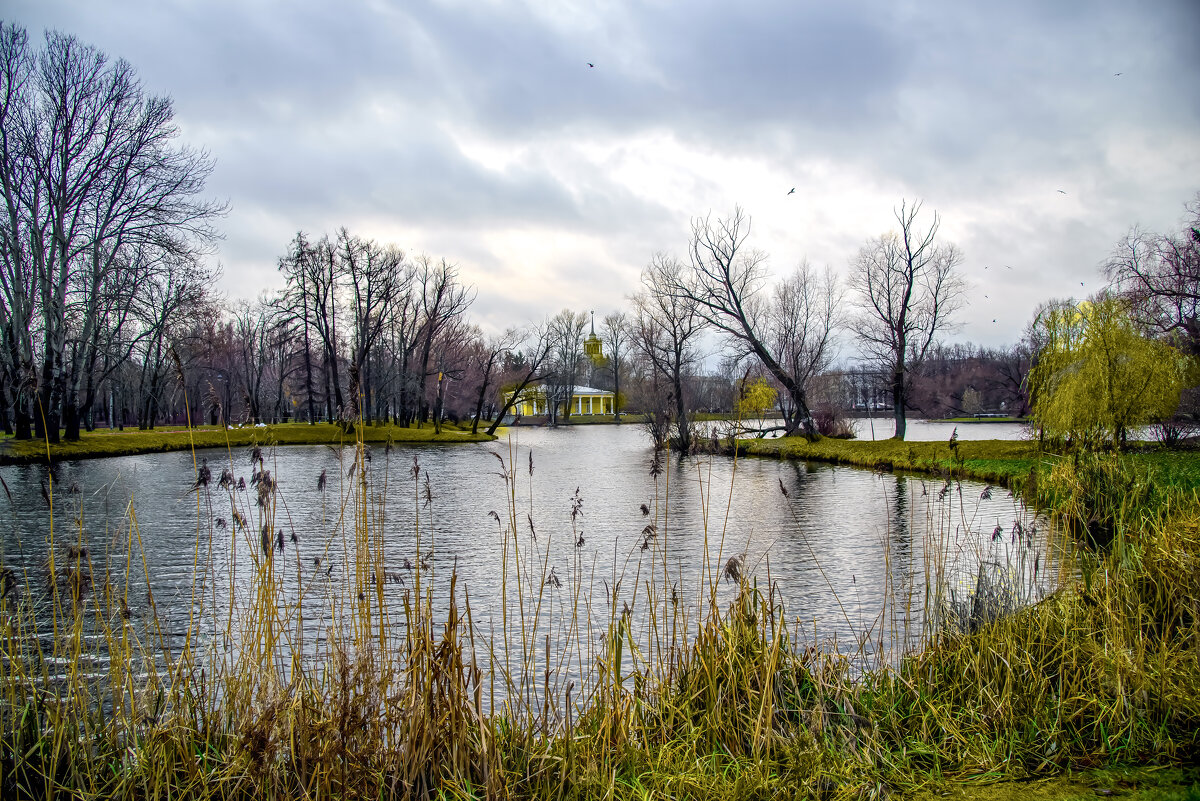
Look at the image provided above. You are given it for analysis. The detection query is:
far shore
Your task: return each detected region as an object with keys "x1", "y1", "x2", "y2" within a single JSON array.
[{"x1": 0, "y1": 421, "x2": 496, "y2": 466}]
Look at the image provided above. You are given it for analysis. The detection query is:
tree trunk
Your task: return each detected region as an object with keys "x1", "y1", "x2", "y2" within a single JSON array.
[
  {"x1": 613, "y1": 370, "x2": 621, "y2": 423},
  {"x1": 0, "y1": 383, "x2": 9, "y2": 435},
  {"x1": 471, "y1": 358, "x2": 495, "y2": 435},
  {"x1": 361, "y1": 353, "x2": 373, "y2": 426},
  {"x1": 562, "y1": 387, "x2": 574, "y2": 423},
  {"x1": 323, "y1": 353, "x2": 334, "y2": 421},
  {"x1": 41, "y1": 408, "x2": 60, "y2": 444},
  {"x1": 63, "y1": 400, "x2": 81, "y2": 442},
  {"x1": 487, "y1": 374, "x2": 537, "y2": 437},
  {"x1": 39, "y1": 362, "x2": 61, "y2": 444},
  {"x1": 892, "y1": 369, "x2": 907, "y2": 441},
  {"x1": 82, "y1": 368, "x2": 98, "y2": 432},
  {"x1": 303, "y1": 340, "x2": 316, "y2": 423},
  {"x1": 433, "y1": 371, "x2": 444, "y2": 435},
  {"x1": 672, "y1": 378, "x2": 691, "y2": 456},
  {"x1": 14, "y1": 400, "x2": 31, "y2": 440},
  {"x1": 302, "y1": 282, "x2": 317, "y2": 423}
]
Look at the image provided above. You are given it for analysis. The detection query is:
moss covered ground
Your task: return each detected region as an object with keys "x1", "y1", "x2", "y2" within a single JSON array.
[{"x1": 915, "y1": 767, "x2": 1199, "y2": 801}]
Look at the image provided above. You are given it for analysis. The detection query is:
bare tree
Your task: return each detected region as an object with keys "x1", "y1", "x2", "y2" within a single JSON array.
[
  {"x1": 486, "y1": 323, "x2": 553, "y2": 436},
  {"x1": 467, "y1": 326, "x2": 520, "y2": 434},
  {"x1": 848, "y1": 199, "x2": 966, "y2": 441},
  {"x1": 338, "y1": 229, "x2": 406, "y2": 423},
  {"x1": 424, "y1": 314, "x2": 478, "y2": 432},
  {"x1": 632, "y1": 253, "x2": 705, "y2": 453},
  {"x1": 231, "y1": 295, "x2": 283, "y2": 424},
  {"x1": 600, "y1": 310, "x2": 629, "y2": 422},
  {"x1": 131, "y1": 258, "x2": 209, "y2": 429},
  {"x1": 761, "y1": 262, "x2": 842, "y2": 428},
  {"x1": 546, "y1": 309, "x2": 588, "y2": 424},
  {"x1": 278, "y1": 232, "x2": 322, "y2": 422},
  {"x1": 668, "y1": 207, "x2": 839, "y2": 438},
  {"x1": 411, "y1": 256, "x2": 475, "y2": 424},
  {"x1": 0, "y1": 24, "x2": 222, "y2": 442},
  {"x1": 0, "y1": 24, "x2": 36, "y2": 438},
  {"x1": 379, "y1": 276, "x2": 421, "y2": 424},
  {"x1": 279, "y1": 233, "x2": 346, "y2": 421},
  {"x1": 1105, "y1": 196, "x2": 1200, "y2": 354}
]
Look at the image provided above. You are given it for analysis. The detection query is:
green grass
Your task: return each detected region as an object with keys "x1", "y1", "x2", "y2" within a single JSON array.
[
  {"x1": 732, "y1": 433, "x2": 1049, "y2": 485},
  {"x1": 0, "y1": 420, "x2": 495, "y2": 464},
  {"x1": 734, "y1": 434, "x2": 1200, "y2": 493}
]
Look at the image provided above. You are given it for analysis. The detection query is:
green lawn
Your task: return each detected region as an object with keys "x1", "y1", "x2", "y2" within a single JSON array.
[
  {"x1": 733, "y1": 434, "x2": 1200, "y2": 493},
  {"x1": 0, "y1": 421, "x2": 494, "y2": 464},
  {"x1": 732, "y1": 434, "x2": 1049, "y2": 484}
]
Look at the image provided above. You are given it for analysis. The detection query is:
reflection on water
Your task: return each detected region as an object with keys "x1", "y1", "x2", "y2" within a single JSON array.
[{"x1": 0, "y1": 425, "x2": 1060, "y2": 698}]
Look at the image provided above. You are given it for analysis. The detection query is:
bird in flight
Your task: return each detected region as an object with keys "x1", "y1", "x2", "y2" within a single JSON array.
[
  {"x1": 1057, "y1": 189, "x2": 1067, "y2": 194},
  {"x1": 587, "y1": 62, "x2": 594, "y2": 68},
  {"x1": 1114, "y1": 72, "x2": 1122, "y2": 76},
  {"x1": 787, "y1": 187, "x2": 795, "y2": 195}
]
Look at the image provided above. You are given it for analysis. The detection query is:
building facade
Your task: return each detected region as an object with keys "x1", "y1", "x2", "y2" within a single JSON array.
[{"x1": 504, "y1": 385, "x2": 616, "y2": 417}]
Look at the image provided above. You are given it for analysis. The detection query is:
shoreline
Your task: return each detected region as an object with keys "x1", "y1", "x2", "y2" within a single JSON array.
[
  {"x1": 0, "y1": 422, "x2": 496, "y2": 465},
  {"x1": 726, "y1": 434, "x2": 1048, "y2": 489}
]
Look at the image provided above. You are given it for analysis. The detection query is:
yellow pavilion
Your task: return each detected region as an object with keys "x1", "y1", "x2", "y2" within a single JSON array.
[{"x1": 504, "y1": 385, "x2": 616, "y2": 417}]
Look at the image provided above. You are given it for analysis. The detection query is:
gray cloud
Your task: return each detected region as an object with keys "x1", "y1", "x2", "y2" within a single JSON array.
[{"x1": 6, "y1": 0, "x2": 1199, "y2": 348}]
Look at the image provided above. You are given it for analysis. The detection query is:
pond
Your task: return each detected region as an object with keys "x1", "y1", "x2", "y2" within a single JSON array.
[{"x1": 0, "y1": 424, "x2": 1058, "y2": 706}]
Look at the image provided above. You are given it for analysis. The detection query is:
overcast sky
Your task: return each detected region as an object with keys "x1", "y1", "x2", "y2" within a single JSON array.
[{"x1": 8, "y1": 0, "x2": 1200, "y2": 352}]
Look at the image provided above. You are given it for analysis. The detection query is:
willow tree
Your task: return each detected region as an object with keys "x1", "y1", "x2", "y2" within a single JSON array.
[{"x1": 1028, "y1": 296, "x2": 1194, "y2": 448}]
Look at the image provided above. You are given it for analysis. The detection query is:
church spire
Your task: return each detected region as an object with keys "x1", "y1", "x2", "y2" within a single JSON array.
[{"x1": 584, "y1": 310, "x2": 604, "y2": 363}]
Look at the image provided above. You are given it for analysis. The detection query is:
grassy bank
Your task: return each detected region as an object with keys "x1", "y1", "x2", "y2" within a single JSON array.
[
  {"x1": 0, "y1": 420, "x2": 494, "y2": 465},
  {"x1": 732, "y1": 434, "x2": 1200, "y2": 493},
  {"x1": 1, "y1": 430, "x2": 1198, "y2": 798},
  {"x1": 732, "y1": 434, "x2": 1048, "y2": 487}
]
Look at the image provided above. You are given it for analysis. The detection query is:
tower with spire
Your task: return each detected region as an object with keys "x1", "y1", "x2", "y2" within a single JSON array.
[{"x1": 584, "y1": 310, "x2": 604, "y2": 365}]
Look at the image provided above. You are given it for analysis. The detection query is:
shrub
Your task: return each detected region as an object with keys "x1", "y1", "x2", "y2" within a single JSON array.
[{"x1": 814, "y1": 408, "x2": 857, "y2": 439}]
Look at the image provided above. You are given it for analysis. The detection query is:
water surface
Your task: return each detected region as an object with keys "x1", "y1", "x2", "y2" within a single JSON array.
[{"x1": 0, "y1": 425, "x2": 1055, "y2": 696}]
